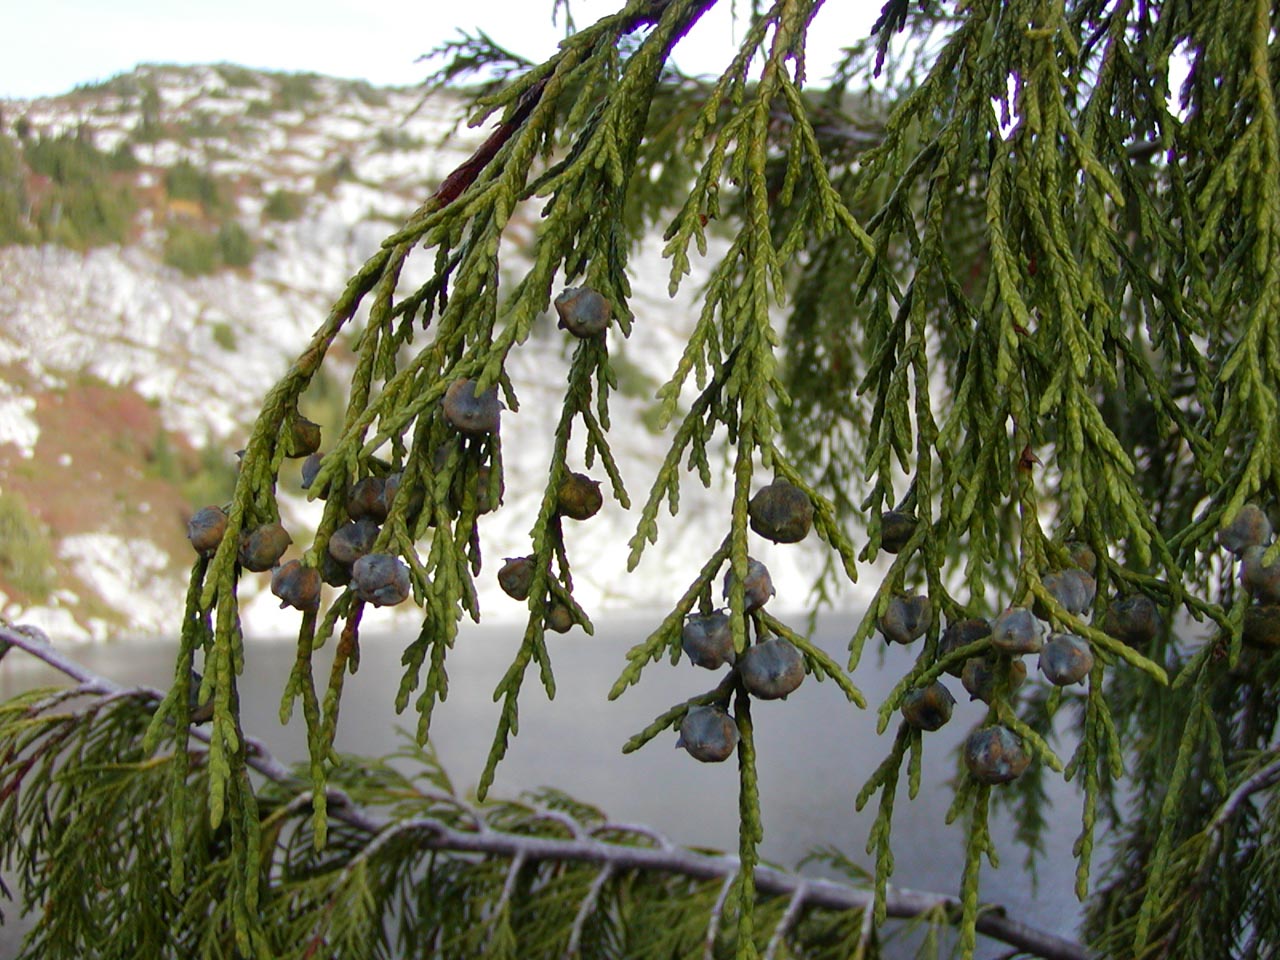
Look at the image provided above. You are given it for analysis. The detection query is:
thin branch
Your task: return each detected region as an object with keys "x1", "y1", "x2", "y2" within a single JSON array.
[
  {"x1": 493, "y1": 850, "x2": 527, "y2": 936},
  {"x1": 423, "y1": 0, "x2": 689, "y2": 211},
  {"x1": 1195, "y1": 751, "x2": 1280, "y2": 879},
  {"x1": 763, "y1": 882, "x2": 808, "y2": 960},
  {"x1": 565, "y1": 863, "x2": 613, "y2": 959},
  {"x1": 1207, "y1": 754, "x2": 1280, "y2": 836},
  {"x1": 590, "y1": 820, "x2": 675, "y2": 849},
  {"x1": 527, "y1": 806, "x2": 590, "y2": 839},
  {"x1": 0, "y1": 623, "x2": 1090, "y2": 960},
  {"x1": 705, "y1": 870, "x2": 738, "y2": 960},
  {"x1": 0, "y1": 624, "x2": 295, "y2": 783},
  {"x1": 858, "y1": 895, "x2": 875, "y2": 950}
]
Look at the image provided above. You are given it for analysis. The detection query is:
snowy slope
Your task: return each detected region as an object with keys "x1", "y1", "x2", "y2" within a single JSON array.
[{"x1": 0, "y1": 65, "x2": 871, "y2": 641}]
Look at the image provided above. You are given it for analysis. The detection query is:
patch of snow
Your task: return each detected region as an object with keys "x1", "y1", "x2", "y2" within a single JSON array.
[
  {"x1": 193, "y1": 97, "x2": 250, "y2": 117},
  {"x1": 12, "y1": 606, "x2": 91, "y2": 642},
  {"x1": 237, "y1": 581, "x2": 312, "y2": 639},
  {"x1": 136, "y1": 140, "x2": 185, "y2": 167},
  {"x1": 94, "y1": 128, "x2": 130, "y2": 152},
  {"x1": 314, "y1": 115, "x2": 372, "y2": 140},
  {"x1": 0, "y1": 389, "x2": 38, "y2": 458},
  {"x1": 59, "y1": 534, "x2": 177, "y2": 636}
]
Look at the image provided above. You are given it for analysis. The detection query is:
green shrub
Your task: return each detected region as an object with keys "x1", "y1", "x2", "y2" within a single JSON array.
[
  {"x1": 349, "y1": 80, "x2": 389, "y2": 108},
  {"x1": 164, "y1": 160, "x2": 228, "y2": 215},
  {"x1": 298, "y1": 367, "x2": 350, "y2": 446},
  {"x1": 25, "y1": 130, "x2": 103, "y2": 181},
  {"x1": 263, "y1": 189, "x2": 306, "y2": 222},
  {"x1": 40, "y1": 182, "x2": 134, "y2": 249},
  {"x1": 332, "y1": 156, "x2": 356, "y2": 181},
  {"x1": 0, "y1": 493, "x2": 53, "y2": 602},
  {"x1": 107, "y1": 142, "x2": 139, "y2": 172},
  {"x1": 22, "y1": 132, "x2": 136, "y2": 248},
  {"x1": 73, "y1": 74, "x2": 139, "y2": 98},
  {"x1": 162, "y1": 219, "x2": 255, "y2": 274},
  {"x1": 133, "y1": 86, "x2": 164, "y2": 143},
  {"x1": 608, "y1": 349, "x2": 660, "y2": 400},
  {"x1": 316, "y1": 156, "x2": 357, "y2": 193},
  {"x1": 182, "y1": 444, "x2": 238, "y2": 507},
  {"x1": 162, "y1": 222, "x2": 220, "y2": 276},
  {"x1": 216, "y1": 222, "x2": 255, "y2": 267},
  {"x1": 274, "y1": 73, "x2": 321, "y2": 111},
  {"x1": 0, "y1": 130, "x2": 34, "y2": 246},
  {"x1": 210, "y1": 321, "x2": 237, "y2": 351},
  {"x1": 215, "y1": 64, "x2": 261, "y2": 89},
  {"x1": 179, "y1": 111, "x2": 223, "y2": 141},
  {"x1": 144, "y1": 429, "x2": 180, "y2": 483}
]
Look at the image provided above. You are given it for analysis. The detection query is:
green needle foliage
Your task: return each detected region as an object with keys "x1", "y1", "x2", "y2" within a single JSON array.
[
  {"x1": 0, "y1": 667, "x2": 1019, "y2": 959},
  {"x1": 19, "y1": 0, "x2": 1277, "y2": 956}
]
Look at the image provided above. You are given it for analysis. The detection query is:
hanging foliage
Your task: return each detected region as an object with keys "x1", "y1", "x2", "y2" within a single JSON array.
[{"x1": 18, "y1": 0, "x2": 1274, "y2": 957}]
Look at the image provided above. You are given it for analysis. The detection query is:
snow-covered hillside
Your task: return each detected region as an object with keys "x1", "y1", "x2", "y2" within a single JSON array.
[{"x1": 0, "y1": 64, "x2": 871, "y2": 641}]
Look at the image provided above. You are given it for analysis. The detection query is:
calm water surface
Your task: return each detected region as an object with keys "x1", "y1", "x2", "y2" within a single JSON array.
[{"x1": 0, "y1": 613, "x2": 1086, "y2": 957}]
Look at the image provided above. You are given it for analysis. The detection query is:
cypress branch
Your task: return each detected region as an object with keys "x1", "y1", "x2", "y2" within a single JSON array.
[{"x1": 0, "y1": 623, "x2": 1089, "y2": 959}]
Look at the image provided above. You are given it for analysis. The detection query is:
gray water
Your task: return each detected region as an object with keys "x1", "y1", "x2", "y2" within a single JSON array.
[{"x1": 0, "y1": 614, "x2": 1086, "y2": 957}]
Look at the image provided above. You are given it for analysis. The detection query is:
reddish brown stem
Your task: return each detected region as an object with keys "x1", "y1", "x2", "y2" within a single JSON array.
[{"x1": 434, "y1": 78, "x2": 550, "y2": 208}]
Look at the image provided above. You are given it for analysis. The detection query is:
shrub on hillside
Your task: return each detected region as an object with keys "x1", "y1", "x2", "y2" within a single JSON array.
[
  {"x1": 162, "y1": 222, "x2": 221, "y2": 276},
  {"x1": 0, "y1": 493, "x2": 52, "y2": 602},
  {"x1": 132, "y1": 86, "x2": 164, "y2": 143},
  {"x1": 315, "y1": 155, "x2": 357, "y2": 194},
  {"x1": 22, "y1": 132, "x2": 135, "y2": 248},
  {"x1": 0, "y1": 130, "x2": 35, "y2": 245},
  {"x1": 262, "y1": 188, "x2": 306, "y2": 222},
  {"x1": 273, "y1": 73, "x2": 321, "y2": 111},
  {"x1": 348, "y1": 80, "x2": 388, "y2": 108},
  {"x1": 107, "y1": 142, "x2": 139, "y2": 172},
  {"x1": 216, "y1": 221, "x2": 255, "y2": 268},
  {"x1": 164, "y1": 160, "x2": 228, "y2": 216},
  {"x1": 181, "y1": 444, "x2": 238, "y2": 507},
  {"x1": 215, "y1": 64, "x2": 261, "y2": 89},
  {"x1": 162, "y1": 220, "x2": 256, "y2": 275}
]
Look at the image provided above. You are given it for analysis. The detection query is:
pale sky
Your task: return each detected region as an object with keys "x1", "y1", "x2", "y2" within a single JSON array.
[{"x1": 0, "y1": 0, "x2": 882, "y2": 100}]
